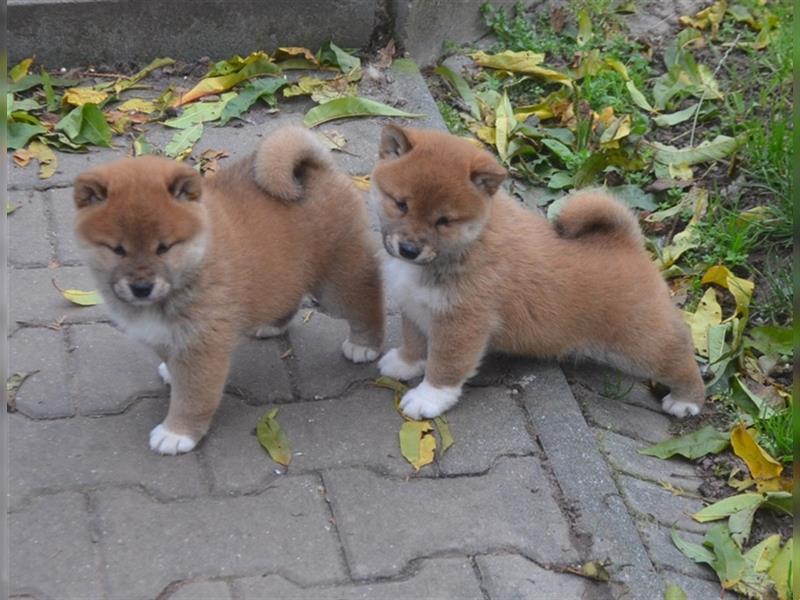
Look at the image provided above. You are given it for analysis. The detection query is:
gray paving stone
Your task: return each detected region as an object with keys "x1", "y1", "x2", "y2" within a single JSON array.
[
  {"x1": 8, "y1": 327, "x2": 71, "y2": 418},
  {"x1": 562, "y1": 359, "x2": 663, "y2": 411},
  {"x1": 522, "y1": 363, "x2": 664, "y2": 599},
  {"x1": 9, "y1": 491, "x2": 104, "y2": 600},
  {"x1": 476, "y1": 554, "x2": 604, "y2": 600},
  {"x1": 595, "y1": 429, "x2": 703, "y2": 492},
  {"x1": 9, "y1": 399, "x2": 204, "y2": 508},
  {"x1": 636, "y1": 520, "x2": 715, "y2": 581},
  {"x1": 574, "y1": 383, "x2": 673, "y2": 444},
  {"x1": 48, "y1": 186, "x2": 84, "y2": 265},
  {"x1": 662, "y1": 573, "x2": 735, "y2": 600},
  {"x1": 619, "y1": 475, "x2": 707, "y2": 534},
  {"x1": 70, "y1": 323, "x2": 164, "y2": 415},
  {"x1": 10, "y1": 265, "x2": 109, "y2": 326},
  {"x1": 95, "y1": 480, "x2": 346, "y2": 599},
  {"x1": 226, "y1": 337, "x2": 293, "y2": 403},
  {"x1": 7, "y1": 190, "x2": 53, "y2": 267},
  {"x1": 167, "y1": 580, "x2": 232, "y2": 600},
  {"x1": 288, "y1": 311, "x2": 381, "y2": 399},
  {"x1": 234, "y1": 557, "x2": 482, "y2": 599},
  {"x1": 437, "y1": 386, "x2": 536, "y2": 475},
  {"x1": 325, "y1": 457, "x2": 578, "y2": 579}
]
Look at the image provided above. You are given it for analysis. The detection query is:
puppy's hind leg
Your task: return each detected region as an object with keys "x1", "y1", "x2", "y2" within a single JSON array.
[{"x1": 318, "y1": 243, "x2": 385, "y2": 364}]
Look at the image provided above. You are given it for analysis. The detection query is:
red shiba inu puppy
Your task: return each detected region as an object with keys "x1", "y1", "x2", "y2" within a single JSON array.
[
  {"x1": 372, "y1": 125, "x2": 704, "y2": 420},
  {"x1": 74, "y1": 126, "x2": 384, "y2": 454}
]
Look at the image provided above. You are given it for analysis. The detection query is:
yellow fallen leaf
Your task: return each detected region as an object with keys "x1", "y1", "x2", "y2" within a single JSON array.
[
  {"x1": 730, "y1": 422, "x2": 782, "y2": 492},
  {"x1": 668, "y1": 163, "x2": 694, "y2": 181},
  {"x1": 399, "y1": 420, "x2": 436, "y2": 471},
  {"x1": 274, "y1": 46, "x2": 319, "y2": 64},
  {"x1": 351, "y1": 175, "x2": 371, "y2": 191},
  {"x1": 52, "y1": 279, "x2": 103, "y2": 306},
  {"x1": 683, "y1": 287, "x2": 722, "y2": 357},
  {"x1": 599, "y1": 114, "x2": 631, "y2": 148},
  {"x1": 256, "y1": 408, "x2": 292, "y2": 466},
  {"x1": 470, "y1": 50, "x2": 572, "y2": 87},
  {"x1": 679, "y1": 0, "x2": 726, "y2": 36},
  {"x1": 62, "y1": 87, "x2": 108, "y2": 107},
  {"x1": 470, "y1": 124, "x2": 496, "y2": 145},
  {"x1": 702, "y1": 265, "x2": 754, "y2": 319},
  {"x1": 656, "y1": 188, "x2": 708, "y2": 269},
  {"x1": 494, "y1": 91, "x2": 515, "y2": 163},
  {"x1": 28, "y1": 141, "x2": 57, "y2": 179},
  {"x1": 116, "y1": 98, "x2": 157, "y2": 113}
]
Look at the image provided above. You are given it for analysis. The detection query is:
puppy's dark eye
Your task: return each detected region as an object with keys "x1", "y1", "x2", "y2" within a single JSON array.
[
  {"x1": 394, "y1": 198, "x2": 408, "y2": 214},
  {"x1": 436, "y1": 216, "x2": 451, "y2": 227},
  {"x1": 156, "y1": 243, "x2": 170, "y2": 255},
  {"x1": 112, "y1": 245, "x2": 126, "y2": 257}
]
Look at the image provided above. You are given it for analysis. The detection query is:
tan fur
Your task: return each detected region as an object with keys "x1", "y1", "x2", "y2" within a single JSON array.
[
  {"x1": 74, "y1": 126, "x2": 384, "y2": 450},
  {"x1": 373, "y1": 125, "x2": 704, "y2": 418}
]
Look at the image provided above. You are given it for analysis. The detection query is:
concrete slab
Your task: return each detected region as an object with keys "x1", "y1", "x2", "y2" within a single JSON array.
[
  {"x1": 8, "y1": 326, "x2": 71, "y2": 418},
  {"x1": 324, "y1": 457, "x2": 578, "y2": 579}
]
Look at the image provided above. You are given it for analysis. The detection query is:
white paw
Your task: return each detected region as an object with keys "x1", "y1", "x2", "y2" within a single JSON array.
[
  {"x1": 149, "y1": 424, "x2": 197, "y2": 455},
  {"x1": 342, "y1": 339, "x2": 379, "y2": 363},
  {"x1": 400, "y1": 380, "x2": 461, "y2": 420},
  {"x1": 378, "y1": 348, "x2": 426, "y2": 380},
  {"x1": 157, "y1": 362, "x2": 172, "y2": 385},
  {"x1": 662, "y1": 394, "x2": 701, "y2": 418},
  {"x1": 254, "y1": 324, "x2": 288, "y2": 338}
]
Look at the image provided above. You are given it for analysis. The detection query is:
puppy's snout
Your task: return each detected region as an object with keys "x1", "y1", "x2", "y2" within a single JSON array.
[
  {"x1": 129, "y1": 281, "x2": 154, "y2": 299},
  {"x1": 398, "y1": 241, "x2": 421, "y2": 260}
]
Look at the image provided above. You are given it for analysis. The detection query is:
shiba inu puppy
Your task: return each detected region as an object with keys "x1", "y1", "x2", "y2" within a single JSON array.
[
  {"x1": 74, "y1": 126, "x2": 384, "y2": 454},
  {"x1": 372, "y1": 124, "x2": 704, "y2": 420}
]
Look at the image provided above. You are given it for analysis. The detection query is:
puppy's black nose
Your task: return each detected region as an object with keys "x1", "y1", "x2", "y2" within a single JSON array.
[
  {"x1": 398, "y1": 241, "x2": 421, "y2": 260},
  {"x1": 129, "y1": 282, "x2": 154, "y2": 298}
]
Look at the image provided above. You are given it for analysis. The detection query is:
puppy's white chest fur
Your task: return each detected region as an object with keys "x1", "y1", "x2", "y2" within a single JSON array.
[
  {"x1": 383, "y1": 257, "x2": 451, "y2": 333},
  {"x1": 112, "y1": 308, "x2": 190, "y2": 351}
]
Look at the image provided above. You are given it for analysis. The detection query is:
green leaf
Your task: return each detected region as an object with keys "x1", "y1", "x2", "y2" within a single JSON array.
[
  {"x1": 743, "y1": 534, "x2": 781, "y2": 572},
  {"x1": 607, "y1": 184, "x2": 656, "y2": 211},
  {"x1": 108, "y1": 57, "x2": 174, "y2": 95},
  {"x1": 653, "y1": 135, "x2": 741, "y2": 166},
  {"x1": 133, "y1": 135, "x2": 155, "y2": 156},
  {"x1": 434, "y1": 65, "x2": 480, "y2": 120},
  {"x1": 303, "y1": 97, "x2": 424, "y2": 128},
  {"x1": 54, "y1": 104, "x2": 112, "y2": 147},
  {"x1": 576, "y1": 9, "x2": 593, "y2": 46},
  {"x1": 693, "y1": 493, "x2": 764, "y2": 549},
  {"x1": 541, "y1": 138, "x2": 576, "y2": 165},
  {"x1": 8, "y1": 122, "x2": 47, "y2": 150},
  {"x1": 9, "y1": 58, "x2": 33, "y2": 82},
  {"x1": 745, "y1": 326, "x2": 792, "y2": 358},
  {"x1": 256, "y1": 408, "x2": 292, "y2": 466},
  {"x1": 766, "y1": 538, "x2": 791, "y2": 599},
  {"x1": 317, "y1": 42, "x2": 361, "y2": 74},
  {"x1": 547, "y1": 171, "x2": 573, "y2": 191},
  {"x1": 639, "y1": 425, "x2": 729, "y2": 459},
  {"x1": 704, "y1": 524, "x2": 746, "y2": 589},
  {"x1": 6, "y1": 203, "x2": 16, "y2": 215},
  {"x1": 40, "y1": 68, "x2": 58, "y2": 112},
  {"x1": 572, "y1": 152, "x2": 608, "y2": 188},
  {"x1": 218, "y1": 77, "x2": 288, "y2": 125},
  {"x1": 625, "y1": 81, "x2": 655, "y2": 112},
  {"x1": 164, "y1": 123, "x2": 203, "y2": 159},
  {"x1": 77, "y1": 103, "x2": 113, "y2": 146},
  {"x1": 179, "y1": 53, "x2": 281, "y2": 105},
  {"x1": 663, "y1": 583, "x2": 687, "y2": 600},
  {"x1": 653, "y1": 103, "x2": 700, "y2": 127},
  {"x1": 672, "y1": 529, "x2": 715, "y2": 565},
  {"x1": 433, "y1": 416, "x2": 454, "y2": 453},
  {"x1": 163, "y1": 92, "x2": 237, "y2": 128}
]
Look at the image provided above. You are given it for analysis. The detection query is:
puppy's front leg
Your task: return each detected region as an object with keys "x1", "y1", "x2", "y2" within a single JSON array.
[
  {"x1": 399, "y1": 312, "x2": 491, "y2": 420},
  {"x1": 378, "y1": 314, "x2": 428, "y2": 380},
  {"x1": 149, "y1": 342, "x2": 232, "y2": 455}
]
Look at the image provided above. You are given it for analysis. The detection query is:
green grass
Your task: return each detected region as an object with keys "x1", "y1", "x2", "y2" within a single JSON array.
[{"x1": 753, "y1": 408, "x2": 792, "y2": 464}]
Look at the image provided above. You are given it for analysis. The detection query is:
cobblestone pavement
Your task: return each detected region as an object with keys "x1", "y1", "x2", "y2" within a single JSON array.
[{"x1": 7, "y1": 60, "x2": 725, "y2": 600}]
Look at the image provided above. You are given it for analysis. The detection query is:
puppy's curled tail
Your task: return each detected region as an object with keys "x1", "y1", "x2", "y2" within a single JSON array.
[
  {"x1": 253, "y1": 126, "x2": 332, "y2": 201},
  {"x1": 553, "y1": 189, "x2": 644, "y2": 247}
]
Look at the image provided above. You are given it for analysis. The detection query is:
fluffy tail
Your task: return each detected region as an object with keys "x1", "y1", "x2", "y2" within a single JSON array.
[
  {"x1": 553, "y1": 189, "x2": 643, "y2": 246},
  {"x1": 253, "y1": 126, "x2": 332, "y2": 201}
]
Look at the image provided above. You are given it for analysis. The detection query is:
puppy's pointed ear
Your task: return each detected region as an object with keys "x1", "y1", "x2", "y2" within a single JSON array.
[
  {"x1": 470, "y1": 160, "x2": 507, "y2": 197},
  {"x1": 169, "y1": 169, "x2": 202, "y2": 202},
  {"x1": 379, "y1": 124, "x2": 413, "y2": 159},
  {"x1": 74, "y1": 174, "x2": 107, "y2": 209}
]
